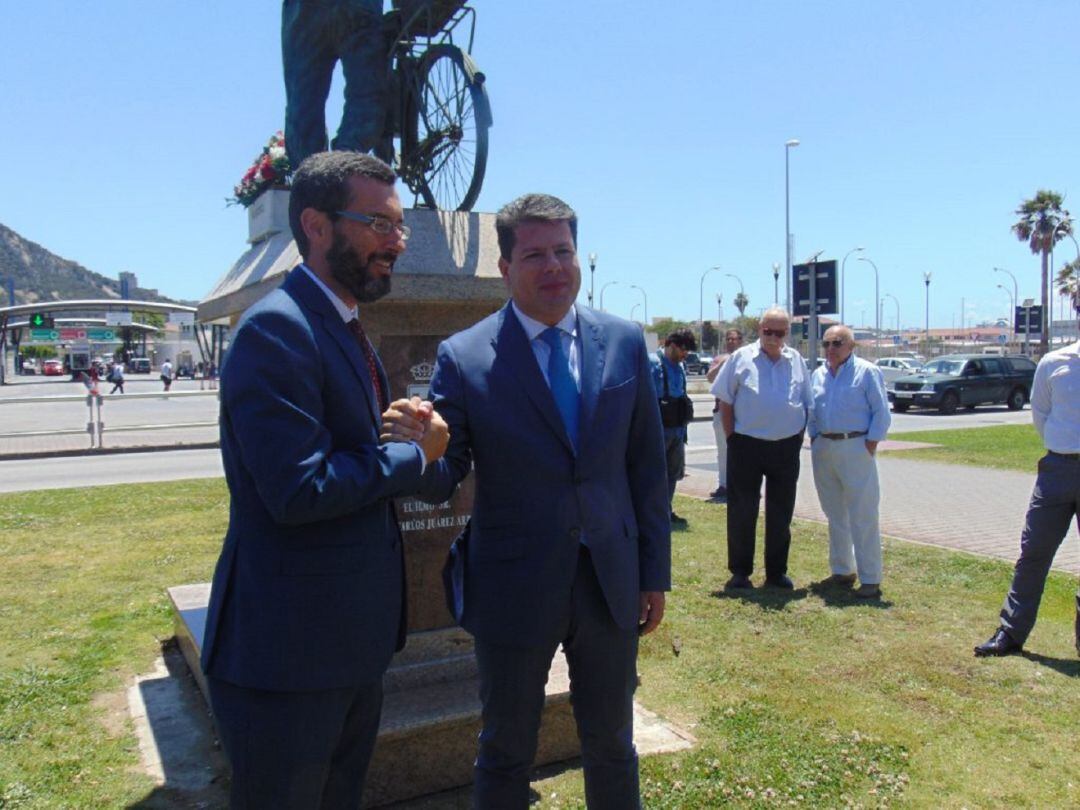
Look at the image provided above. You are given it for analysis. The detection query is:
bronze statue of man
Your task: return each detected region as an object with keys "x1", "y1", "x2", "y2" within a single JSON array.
[{"x1": 282, "y1": 0, "x2": 386, "y2": 170}]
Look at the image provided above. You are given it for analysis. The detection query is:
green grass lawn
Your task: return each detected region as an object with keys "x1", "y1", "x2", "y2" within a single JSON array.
[
  {"x1": 888, "y1": 423, "x2": 1044, "y2": 472},
  {"x1": 1, "y1": 483, "x2": 1077, "y2": 808}
]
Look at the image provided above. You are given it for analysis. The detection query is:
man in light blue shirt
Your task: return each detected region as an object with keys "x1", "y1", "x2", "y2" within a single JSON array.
[
  {"x1": 976, "y1": 330, "x2": 1080, "y2": 658},
  {"x1": 711, "y1": 308, "x2": 811, "y2": 589},
  {"x1": 807, "y1": 326, "x2": 891, "y2": 598},
  {"x1": 650, "y1": 328, "x2": 697, "y2": 526}
]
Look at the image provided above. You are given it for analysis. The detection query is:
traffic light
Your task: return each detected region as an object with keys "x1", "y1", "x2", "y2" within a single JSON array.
[{"x1": 28, "y1": 313, "x2": 54, "y2": 329}]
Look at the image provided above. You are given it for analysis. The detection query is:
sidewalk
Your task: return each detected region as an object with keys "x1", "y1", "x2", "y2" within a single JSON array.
[{"x1": 680, "y1": 444, "x2": 1079, "y2": 575}]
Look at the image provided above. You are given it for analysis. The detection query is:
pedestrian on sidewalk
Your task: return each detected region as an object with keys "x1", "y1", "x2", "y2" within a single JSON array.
[
  {"x1": 975, "y1": 329, "x2": 1080, "y2": 658},
  {"x1": 807, "y1": 326, "x2": 890, "y2": 599},
  {"x1": 712, "y1": 308, "x2": 811, "y2": 591},
  {"x1": 705, "y1": 328, "x2": 744, "y2": 500},
  {"x1": 108, "y1": 361, "x2": 125, "y2": 394},
  {"x1": 651, "y1": 328, "x2": 697, "y2": 527}
]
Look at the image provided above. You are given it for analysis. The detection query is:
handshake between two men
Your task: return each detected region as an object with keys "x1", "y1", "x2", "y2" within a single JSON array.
[{"x1": 381, "y1": 396, "x2": 450, "y2": 463}]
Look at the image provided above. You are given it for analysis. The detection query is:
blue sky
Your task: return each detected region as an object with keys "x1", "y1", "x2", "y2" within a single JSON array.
[{"x1": 2, "y1": 0, "x2": 1078, "y2": 331}]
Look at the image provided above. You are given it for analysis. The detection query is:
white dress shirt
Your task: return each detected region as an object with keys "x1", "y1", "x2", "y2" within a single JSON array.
[
  {"x1": 711, "y1": 340, "x2": 810, "y2": 440},
  {"x1": 1031, "y1": 340, "x2": 1080, "y2": 454}
]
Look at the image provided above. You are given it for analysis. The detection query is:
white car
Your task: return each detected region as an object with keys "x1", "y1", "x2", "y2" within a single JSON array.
[{"x1": 876, "y1": 357, "x2": 923, "y2": 390}]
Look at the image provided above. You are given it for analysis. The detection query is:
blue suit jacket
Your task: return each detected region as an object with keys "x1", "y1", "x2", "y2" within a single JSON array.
[
  {"x1": 419, "y1": 304, "x2": 671, "y2": 647},
  {"x1": 201, "y1": 268, "x2": 424, "y2": 691}
]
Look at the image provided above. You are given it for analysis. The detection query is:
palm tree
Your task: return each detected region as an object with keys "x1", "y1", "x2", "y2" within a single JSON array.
[
  {"x1": 1057, "y1": 258, "x2": 1080, "y2": 314},
  {"x1": 1012, "y1": 190, "x2": 1072, "y2": 352},
  {"x1": 733, "y1": 291, "x2": 749, "y2": 316}
]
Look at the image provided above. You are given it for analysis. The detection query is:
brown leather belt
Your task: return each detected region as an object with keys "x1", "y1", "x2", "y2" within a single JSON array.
[{"x1": 819, "y1": 431, "x2": 868, "y2": 440}]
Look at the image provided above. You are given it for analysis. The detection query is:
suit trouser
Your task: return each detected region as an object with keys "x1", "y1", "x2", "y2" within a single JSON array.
[
  {"x1": 712, "y1": 411, "x2": 728, "y2": 488},
  {"x1": 206, "y1": 675, "x2": 383, "y2": 810},
  {"x1": 811, "y1": 436, "x2": 883, "y2": 584},
  {"x1": 998, "y1": 452, "x2": 1080, "y2": 645},
  {"x1": 282, "y1": 0, "x2": 386, "y2": 168},
  {"x1": 472, "y1": 547, "x2": 640, "y2": 810},
  {"x1": 726, "y1": 432, "x2": 803, "y2": 578},
  {"x1": 663, "y1": 429, "x2": 686, "y2": 508}
]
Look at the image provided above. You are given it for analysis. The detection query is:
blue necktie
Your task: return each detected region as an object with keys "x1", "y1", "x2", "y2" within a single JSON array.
[{"x1": 540, "y1": 327, "x2": 579, "y2": 450}]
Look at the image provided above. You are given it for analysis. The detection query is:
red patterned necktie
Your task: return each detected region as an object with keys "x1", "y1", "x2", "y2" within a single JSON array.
[{"x1": 347, "y1": 318, "x2": 387, "y2": 412}]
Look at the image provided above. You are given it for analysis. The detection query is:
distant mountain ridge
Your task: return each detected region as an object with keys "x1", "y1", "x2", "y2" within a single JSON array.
[{"x1": 0, "y1": 222, "x2": 186, "y2": 306}]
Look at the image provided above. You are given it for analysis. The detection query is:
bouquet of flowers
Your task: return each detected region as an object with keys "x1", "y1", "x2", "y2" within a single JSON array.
[{"x1": 229, "y1": 131, "x2": 290, "y2": 208}]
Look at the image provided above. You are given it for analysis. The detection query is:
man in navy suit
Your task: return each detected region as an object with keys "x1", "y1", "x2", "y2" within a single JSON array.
[
  {"x1": 384, "y1": 193, "x2": 670, "y2": 809},
  {"x1": 201, "y1": 150, "x2": 449, "y2": 809}
]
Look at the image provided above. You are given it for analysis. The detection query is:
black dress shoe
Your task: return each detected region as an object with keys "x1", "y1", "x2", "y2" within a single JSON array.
[
  {"x1": 724, "y1": 574, "x2": 753, "y2": 590},
  {"x1": 709, "y1": 487, "x2": 727, "y2": 500},
  {"x1": 764, "y1": 575, "x2": 794, "y2": 590},
  {"x1": 670, "y1": 512, "x2": 688, "y2": 526},
  {"x1": 974, "y1": 628, "x2": 1023, "y2": 657}
]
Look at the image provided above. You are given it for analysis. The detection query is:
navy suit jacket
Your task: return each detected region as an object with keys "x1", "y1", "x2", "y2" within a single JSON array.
[
  {"x1": 201, "y1": 268, "x2": 424, "y2": 691},
  {"x1": 419, "y1": 303, "x2": 671, "y2": 647}
]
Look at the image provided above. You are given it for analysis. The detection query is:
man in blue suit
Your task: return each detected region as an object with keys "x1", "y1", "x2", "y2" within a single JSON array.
[
  {"x1": 201, "y1": 150, "x2": 449, "y2": 809},
  {"x1": 384, "y1": 193, "x2": 671, "y2": 809}
]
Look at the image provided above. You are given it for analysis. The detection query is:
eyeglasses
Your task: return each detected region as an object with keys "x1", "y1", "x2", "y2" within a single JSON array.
[
  {"x1": 822, "y1": 339, "x2": 846, "y2": 348},
  {"x1": 761, "y1": 328, "x2": 787, "y2": 338},
  {"x1": 333, "y1": 210, "x2": 411, "y2": 241}
]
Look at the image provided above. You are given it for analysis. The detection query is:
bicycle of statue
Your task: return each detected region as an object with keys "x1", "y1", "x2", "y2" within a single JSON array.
[{"x1": 378, "y1": 0, "x2": 492, "y2": 212}]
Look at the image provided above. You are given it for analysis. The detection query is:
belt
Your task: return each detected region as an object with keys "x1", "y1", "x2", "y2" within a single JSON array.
[
  {"x1": 819, "y1": 431, "x2": 868, "y2": 440},
  {"x1": 1048, "y1": 450, "x2": 1080, "y2": 460}
]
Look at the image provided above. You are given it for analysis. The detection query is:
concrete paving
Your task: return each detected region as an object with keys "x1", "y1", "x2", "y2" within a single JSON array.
[{"x1": 680, "y1": 435, "x2": 1079, "y2": 575}]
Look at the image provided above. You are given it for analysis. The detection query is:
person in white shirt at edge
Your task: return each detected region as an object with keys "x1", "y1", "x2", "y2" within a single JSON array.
[
  {"x1": 806, "y1": 325, "x2": 891, "y2": 599},
  {"x1": 705, "y1": 328, "x2": 744, "y2": 500},
  {"x1": 975, "y1": 317, "x2": 1080, "y2": 658},
  {"x1": 711, "y1": 308, "x2": 811, "y2": 590}
]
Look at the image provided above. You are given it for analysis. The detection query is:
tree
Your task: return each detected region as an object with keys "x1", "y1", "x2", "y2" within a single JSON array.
[
  {"x1": 1057, "y1": 257, "x2": 1080, "y2": 314},
  {"x1": 1012, "y1": 190, "x2": 1072, "y2": 352},
  {"x1": 733, "y1": 292, "x2": 749, "y2": 316},
  {"x1": 701, "y1": 321, "x2": 719, "y2": 353}
]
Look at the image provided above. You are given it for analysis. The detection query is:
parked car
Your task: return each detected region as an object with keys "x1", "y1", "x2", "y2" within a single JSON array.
[
  {"x1": 42, "y1": 359, "x2": 64, "y2": 376},
  {"x1": 895, "y1": 350, "x2": 926, "y2": 364},
  {"x1": 889, "y1": 354, "x2": 1036, "y2": 414},
  {"x1": 128, "y1": 357, "x2": 151, "y2": 374},
  {"x1": 21, "y1": 358, "x2": 37, "y2": 375},
  {"x1": 875, "y1": 357, "x2": 923, "y2": 391},
  {"x1": 684, "y1": 352, "x2": 711, "y2": 375}
]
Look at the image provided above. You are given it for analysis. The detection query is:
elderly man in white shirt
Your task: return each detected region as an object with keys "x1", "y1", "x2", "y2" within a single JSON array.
[
  {"x1": 975, "y1": 334, "x2": 1080, "y2": 657},
  {"x1": 807, "y1": 326, "x2": 891, "y2": 599},
  {"x1": 712, "y1": 308, "x2": 811, "y2": 590}
]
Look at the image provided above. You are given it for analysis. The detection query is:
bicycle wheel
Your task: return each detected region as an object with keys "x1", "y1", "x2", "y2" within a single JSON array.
[{"x1": 407, "y1": 44, "x2": 491, "y2": 211}]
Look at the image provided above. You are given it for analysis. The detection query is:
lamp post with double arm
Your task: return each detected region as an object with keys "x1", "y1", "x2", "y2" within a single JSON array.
[{"x1": 698, "y1": 265, "x2": 722, "y2": 351}]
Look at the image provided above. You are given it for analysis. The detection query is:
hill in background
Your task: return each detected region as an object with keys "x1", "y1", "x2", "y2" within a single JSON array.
[{"x1": 0, "y1": 223, "x2": 188, "y2": 306}]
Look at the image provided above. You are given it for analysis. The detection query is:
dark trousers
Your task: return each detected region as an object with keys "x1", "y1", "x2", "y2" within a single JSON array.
[
  {"x1": 663, "y1": 429, "x2": 686, "y2": 508},
  {"x1": 999, "y1": 452, "x2": 1080, "y2": 644},
  {"x1": 206, "y1": 675, "x2": 383, "y2": 810},
  {"x1": 472, "y1": 547, "x2": 640, "y2": 810},
  {"x1": 282, "y1": 0, "x2": 386, "y2": 168},
  {"x1": 726, "y1": 432, "x2": 803, "y2": 578}
]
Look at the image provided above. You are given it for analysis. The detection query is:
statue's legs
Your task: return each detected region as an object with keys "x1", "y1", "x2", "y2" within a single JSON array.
[
  {"x1": 333, "y1": 3, "x2": 386, "y2": 155},
  {"x1": 282, "y1": 0, "x2": 339, "y2": 169}
]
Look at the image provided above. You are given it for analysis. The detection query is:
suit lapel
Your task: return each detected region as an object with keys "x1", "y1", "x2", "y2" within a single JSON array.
[
  {"x1": 284, "y1": 268, "x2": 382, "y2": 427},
  {"x1": 492, "y1": 304, "x2": 576, "y2": 455},
  {"x1": 576, "y1": 307, "x2": 606, "y2": 452}
]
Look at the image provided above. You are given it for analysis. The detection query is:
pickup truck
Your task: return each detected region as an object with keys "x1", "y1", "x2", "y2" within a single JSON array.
[{"x1": 888, "y1": 353, "x2": 1037, "y2": 414}]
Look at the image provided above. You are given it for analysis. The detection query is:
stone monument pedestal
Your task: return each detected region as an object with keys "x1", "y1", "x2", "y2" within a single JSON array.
[{"x1": 168, "y1": 584, "x2": 582, "y2": 807}]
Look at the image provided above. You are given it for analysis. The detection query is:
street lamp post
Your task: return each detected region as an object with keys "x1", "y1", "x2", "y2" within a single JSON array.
[
  {"x1": 993, "y1": 266, "x2": 1020, "y2": 354},
  {"x1": 997, "y1": 283, "x2": 1015, "y2": 337},
  {"x1": 840, "y1": 246, "x2": 864, "y2": 325},
  {"x1": 772, "y1": 262, "x2": 780, "y2": 305},
  {"x1": 784, "y1": 139, "x2": 800, "y2": 316},
  {"x1": 598, "y1": 280, "x2": 618, "y2": 312},
  {"x1": 629, "y1": 303, "x2": 640, "y2": 323},
  {"x1": 923, "y1": 272, "x2": 931, "y2": 347},
  {"x1": 883, "y1": 293, "x2": 900, "y2": 340},
  {"x1": 858, "y1": 256, "x2": 880, "y2": 354},
  {"x1": 587, "y1": 252, "x2": 597, "y2": 308},
  {"x1": 698, "y1": 265, "x2": 721, "y2": 351},
  {"x1": 630, "y1": 284, "x2": 648, "y2": 326}
]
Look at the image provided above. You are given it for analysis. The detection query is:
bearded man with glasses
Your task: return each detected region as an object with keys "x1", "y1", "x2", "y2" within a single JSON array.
[
  {"x1": 711, "y1": 308, "x2": 811, "y2": 590},
  {"x1": 806, "y1": 325, "x2": 891, "y2": 599}
]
